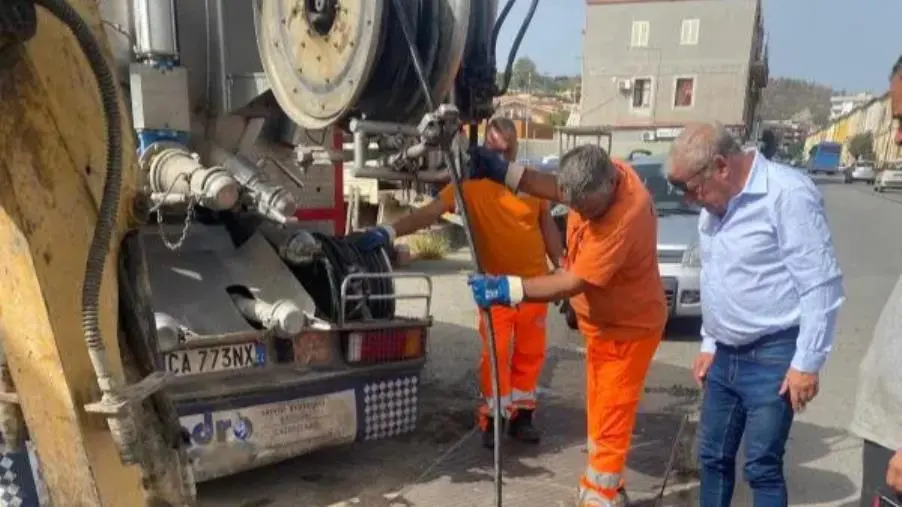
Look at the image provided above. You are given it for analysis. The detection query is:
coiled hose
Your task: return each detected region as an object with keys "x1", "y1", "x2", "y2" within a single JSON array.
[
  {"x1": 292, "y1": 233, "x2": 396, "y2": 323},
  {"x1": 30, "y1": 0, "x2": 137, "y2": 463}
]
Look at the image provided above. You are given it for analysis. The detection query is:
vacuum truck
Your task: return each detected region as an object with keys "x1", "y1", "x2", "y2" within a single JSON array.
[{"x1": 0, "y1": 0, "x2": 537, "y2": 504}]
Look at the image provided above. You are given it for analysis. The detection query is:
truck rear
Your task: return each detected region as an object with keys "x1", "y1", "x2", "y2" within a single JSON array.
[{"x1": 807, "y1": 142, "x2": 843, "y2": 175}]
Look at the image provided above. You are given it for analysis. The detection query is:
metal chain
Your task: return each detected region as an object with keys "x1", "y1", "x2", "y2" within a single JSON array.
[
  {"x1": 148, "y1": 172, "x2": 197, "y2": 251},
  {"x1": 155, "y1": 197, "x2": 196, "y2": 251}
]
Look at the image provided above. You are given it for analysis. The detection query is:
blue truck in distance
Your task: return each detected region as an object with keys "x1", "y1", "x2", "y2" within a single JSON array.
[{"x1": 807, "y1": 142, "x2": 843, "y2": 175}]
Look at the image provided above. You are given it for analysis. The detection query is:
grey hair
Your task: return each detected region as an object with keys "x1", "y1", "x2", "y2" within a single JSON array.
[
  {"x1": 558, "y1": 144, "x2": 617, "y2": 202},
  {"x1": 668, "y1": 122, "x2": 741, "y2": 174},
  {"x1": 488, "y1": 116, "x2": 518, "y2": 139},
  {"x1": 892, "y1": 55, "x2": 902, "y2": 79}
]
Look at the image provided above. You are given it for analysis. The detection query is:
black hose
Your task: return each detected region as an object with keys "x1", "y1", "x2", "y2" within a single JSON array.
[
  {"x1": 32, "y1": 0, "x2": 122, "y2": 359},
  {"x1": 489, "y1": 0, "x2": 516, "y2": 69},
  {"x1": 291, "y1": 233, "x2": 395, "y2": 323},
  {"x1": 496, "y1": 0, "x2": 539, "y2": 96},
  {"x1": 29, "y1": 0, "x2": 133, "y2": 461},
  {"x1": 391, "y1": 0, "x2": 505, "y2": 504}
]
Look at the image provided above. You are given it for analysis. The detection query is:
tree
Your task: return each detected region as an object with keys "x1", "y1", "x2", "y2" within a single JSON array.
[
  {"x1": 509, "y1": 57, "x2": 538, "y2": 91},
  {"x1": 785, "y1": 141, "x2": 804, "y2": 162},
  {"x1": 848, "y1": 131, "x2": 875, "y2": 161}
]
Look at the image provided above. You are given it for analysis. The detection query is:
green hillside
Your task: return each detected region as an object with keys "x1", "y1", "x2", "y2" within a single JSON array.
[{"x1": 759, "y1": 77, "x2": 839, "y2": 126}]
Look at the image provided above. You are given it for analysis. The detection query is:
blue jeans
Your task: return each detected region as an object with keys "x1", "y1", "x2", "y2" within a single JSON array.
[{"x1": 698, "y1": 328, "x2": 798, "y2": 507}]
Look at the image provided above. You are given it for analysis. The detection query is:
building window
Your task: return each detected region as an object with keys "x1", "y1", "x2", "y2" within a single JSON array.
[
  {"x1": 680, "y1": 19, "x2": 700, "y2": 45},
  {"x1": 673, "y1": 77, "x2": 695, "y2": 108},
  {"x1": 632, "y1": 78, "x2": 653, "y2": 109},
  {"x1": 631, "y1": 21, "x2": 649, "y2": 47}
]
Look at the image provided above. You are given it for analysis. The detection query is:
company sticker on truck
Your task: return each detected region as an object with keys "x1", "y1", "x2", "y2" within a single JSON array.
[{"x1": 181, "y1": 390, "x2": 358, "y2": 481}]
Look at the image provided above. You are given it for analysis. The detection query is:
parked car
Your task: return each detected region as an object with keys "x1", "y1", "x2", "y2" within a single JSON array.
[
  {"x1": 874, "y1": 164, "x2": 902, "y2": 192},
  {"x1": 844, "y1": 161, "x2": 876, "y2": 184},
  {"x1": 550, "y1": 155, "x2": 701, "y2": 319}
]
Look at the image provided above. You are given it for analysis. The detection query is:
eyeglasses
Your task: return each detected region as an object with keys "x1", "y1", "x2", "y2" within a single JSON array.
[{"x1": 667, "y1": 163, "x2": 712, "y2": 195}]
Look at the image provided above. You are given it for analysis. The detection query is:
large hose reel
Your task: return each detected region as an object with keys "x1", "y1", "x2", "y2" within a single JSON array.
[{"x1": 256, "y1": 0, "x2": 498, "y2": 130}]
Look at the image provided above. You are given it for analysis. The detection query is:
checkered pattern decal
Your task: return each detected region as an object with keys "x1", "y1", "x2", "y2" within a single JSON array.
[
  {"x1": 362, "y1": 376, "x2": 419, "y2": 440},
  {"x1": 0, "y1": 447, "x2": 40, "y2": 507}
]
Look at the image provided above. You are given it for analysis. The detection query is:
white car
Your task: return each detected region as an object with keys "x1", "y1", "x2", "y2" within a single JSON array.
[
  {"x1": 845, "y1": 162, "x2": 876, "y2": 184},
  {"x1": 874, "y1": 166, "x2": 902, "y2": 192}
]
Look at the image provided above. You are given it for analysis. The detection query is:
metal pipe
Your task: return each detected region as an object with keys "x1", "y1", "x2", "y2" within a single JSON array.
[
  {"x1": 141, "y1": 142, "x2": 240, "y2": 211},
  {"x1": 352, "y1": 168, "x2": 450, "y2": 183},
  {"x1": 229, "y1": 294, "x2": 304, "y2": 339},
  {"x1": 348, "y1": 118, "x2": 420, "y2": 136},
  {"x1": 353, "y1": 130, "x2": 367, "y2": 173},
  {"x1": 213, "y1": 0, "x2": 230, "y2": 113},
  {"x1": 209, "y1": 145, "x2": 299, "y2": 222},
  {"x1": 132, "y1": 0, "x2": 178, "y2": 61}
]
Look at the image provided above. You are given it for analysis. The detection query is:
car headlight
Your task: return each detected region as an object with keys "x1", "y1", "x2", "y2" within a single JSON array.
[{"x1": 681, "y1": 244, "x2": 701, "y2": 268}]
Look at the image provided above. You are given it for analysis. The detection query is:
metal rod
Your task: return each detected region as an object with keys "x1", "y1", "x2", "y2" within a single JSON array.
[{"x1": 390, "y1": 0, "x2": 504, "y2": 504}]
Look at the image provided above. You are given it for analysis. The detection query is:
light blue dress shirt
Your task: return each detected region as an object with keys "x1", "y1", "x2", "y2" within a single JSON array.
[{"x1": 698, "y1": 152, "x2": 845, "y2": 373}]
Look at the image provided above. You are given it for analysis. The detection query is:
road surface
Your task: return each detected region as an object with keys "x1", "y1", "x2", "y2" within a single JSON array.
[{"x1": 196, "y1": 176, "x2": 894, "y2": 507}]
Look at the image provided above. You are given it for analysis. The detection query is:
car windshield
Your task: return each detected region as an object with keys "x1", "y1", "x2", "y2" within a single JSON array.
[{"x1": 632, "y1": 162, "x2": 700, "y2": 215}]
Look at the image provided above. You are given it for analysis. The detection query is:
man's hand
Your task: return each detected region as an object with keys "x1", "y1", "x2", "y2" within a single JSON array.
[
  {"x1": 779, "y1": 368, "x2": 819, "y2": 412},
  {"x1": 692, "y1": 352, "x2": 714, "y2": 388},
  {"x1": 467, "y1": 274, "x2": 524, "y2": 308},
  {"x1": 887, "y1": 450, "x2": 902, "y2": 493},
  {"x1": 347, "y1": 225, "x2": 395, "y2": 252},
  {"x1": 468, "y1": 146, "x2": 511, "y2": 184}
]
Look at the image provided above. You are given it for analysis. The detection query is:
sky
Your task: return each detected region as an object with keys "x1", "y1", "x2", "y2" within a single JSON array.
[{"x1": 494, "y1": 0, "x2": 902, "y2": 94}]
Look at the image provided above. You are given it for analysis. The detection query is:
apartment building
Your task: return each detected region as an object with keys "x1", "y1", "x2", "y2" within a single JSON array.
[
  {"x1": 579, "y1": 0, "x2": 768, "y2": 153},
  {"x1": 829, "y1": 93, "x2": 874, "y2": 121}
]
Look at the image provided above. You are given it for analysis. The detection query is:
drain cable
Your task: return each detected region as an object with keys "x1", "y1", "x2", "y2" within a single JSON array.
[
  {"x1": 390, "y1": 0, "x2": 505, "y2": 504},
  {"x1": 17, "y1": 0, "x2": 140, "y2": 462}
]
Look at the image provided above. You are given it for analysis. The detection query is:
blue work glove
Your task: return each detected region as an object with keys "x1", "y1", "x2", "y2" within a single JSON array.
[
  {"x1": 467, "y1": 146, "x2": 526, "y2": 190},
  {"x1": 467, "y1": 273, "x2": 524, "y2": 308},
  {"x1": 348, "y1": 225, "x2": 396, "y2": 252}
]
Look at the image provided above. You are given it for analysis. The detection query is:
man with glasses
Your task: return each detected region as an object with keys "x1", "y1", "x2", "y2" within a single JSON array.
[
  {"x1": 849, "y1": 56, "x2": 902, "y2": 506},
  {"x1": 667, "y1": 122, "x2": 844, "y2": 507},
  {"x1": 464, "y1": 143, "x2": 667, "y2": 506}
]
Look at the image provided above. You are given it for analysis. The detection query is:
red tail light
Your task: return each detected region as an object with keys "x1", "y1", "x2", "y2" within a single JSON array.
[{"x1": 345, "y1": 327, "x2": 425, "y2": 364}]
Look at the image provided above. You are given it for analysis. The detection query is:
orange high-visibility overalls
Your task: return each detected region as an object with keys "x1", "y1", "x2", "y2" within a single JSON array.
[
  {"x1": 565, "y1": 161, "x2": 667, "y2": 505},
  {"x1": 438, "y1": 180, "x2": 553, "y2": 425}
]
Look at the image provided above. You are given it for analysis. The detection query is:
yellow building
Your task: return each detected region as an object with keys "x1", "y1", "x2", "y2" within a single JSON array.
[{"x1": 804, "y1": 92, "x2": 902, "y2": 167}]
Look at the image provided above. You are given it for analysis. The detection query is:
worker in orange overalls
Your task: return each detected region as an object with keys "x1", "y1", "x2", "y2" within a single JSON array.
[
  {"x1": 466, "y1": 143, "x2": 667, "y2": 506},
  {"x1": 350, "y1": 117, "x2": 564, "y2": 448}
]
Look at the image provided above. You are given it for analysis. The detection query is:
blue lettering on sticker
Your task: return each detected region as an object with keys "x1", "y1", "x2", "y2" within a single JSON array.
[{"x1": 183, "y1": 412, "x2": 254, "y2": 446}]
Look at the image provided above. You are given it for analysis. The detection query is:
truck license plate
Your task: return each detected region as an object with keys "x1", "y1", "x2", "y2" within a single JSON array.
[{"x1": 164, "y1": 343, "x2": 264, "y2": 376}]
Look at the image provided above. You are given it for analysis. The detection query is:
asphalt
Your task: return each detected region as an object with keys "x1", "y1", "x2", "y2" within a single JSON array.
[{"x1": 196, "y1": 175, "x2": 896, "y2": 507}]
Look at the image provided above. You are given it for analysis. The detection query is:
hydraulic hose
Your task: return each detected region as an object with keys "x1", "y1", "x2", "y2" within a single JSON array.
[
  {"x1": 391, "y1": 0, "x2": 505, "y2": 504},
  {"x1": 30, "y1": 0, "x2": 136, "y2": 461},
  {"x1": 496, "y1": 0, "x2": 539, "y2": 97}
]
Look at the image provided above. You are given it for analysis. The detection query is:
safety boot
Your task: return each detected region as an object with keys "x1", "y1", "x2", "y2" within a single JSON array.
[
  {"x1": 576, "y1": 486, "x2": 629, "y2": 507},
  {"x1": 481, "y1": 417, "x2": 505, "y2": 449},
  {"x1": 508, "y1": 409, "x2": 541, "y2": 444}
]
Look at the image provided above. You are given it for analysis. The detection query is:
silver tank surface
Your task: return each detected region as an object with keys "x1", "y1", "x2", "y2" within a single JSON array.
[{"x1": 132, "y1": 0, "x2": 178, "y2": 60}]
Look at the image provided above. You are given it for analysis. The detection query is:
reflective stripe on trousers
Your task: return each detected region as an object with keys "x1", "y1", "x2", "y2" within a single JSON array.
[
  {"x1": 582, "y1": 333, "x2": 661, "y2": 495},
  {"x1": 578, "y1": 482, "x2": 628, "y2": 507},
  {"x1": 476, "y1": 303, "x2": 547, "y2": 422}
]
